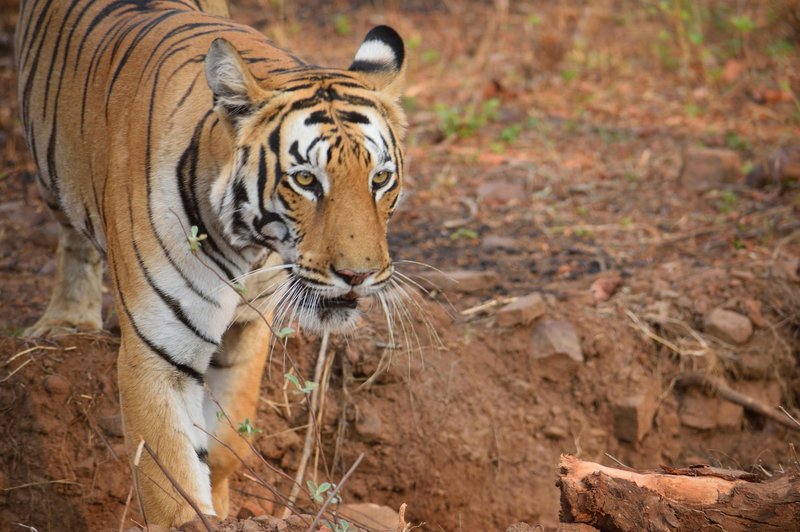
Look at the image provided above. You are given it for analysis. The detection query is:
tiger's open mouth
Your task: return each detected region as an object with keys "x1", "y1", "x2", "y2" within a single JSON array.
[{"x1": 318, "y1": 293, "x2": 359, "y2": 310}]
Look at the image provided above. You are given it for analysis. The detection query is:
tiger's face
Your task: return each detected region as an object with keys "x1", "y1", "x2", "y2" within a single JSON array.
[{"x1": 206, "y1": 27, "x2": 406, "y2": 333}]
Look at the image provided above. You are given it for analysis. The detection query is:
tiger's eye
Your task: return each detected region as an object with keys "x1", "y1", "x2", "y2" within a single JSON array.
[
  {"x1": 372, "y1": 171, "x2": 391, "y2": 188},
  {"x1": 294, "y1": 171, "x2": 316, "y2": 188}
]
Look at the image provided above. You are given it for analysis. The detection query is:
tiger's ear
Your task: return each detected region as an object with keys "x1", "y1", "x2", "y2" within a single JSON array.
[
  {"x1": 348, "y1": 25, "x2": 406, "y2": 99},
  {"x1": 205, "y1": 38, "x2": 263, "y2": 121}
]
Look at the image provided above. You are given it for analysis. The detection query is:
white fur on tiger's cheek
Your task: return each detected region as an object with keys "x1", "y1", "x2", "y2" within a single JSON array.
[{"x1": 354, "y1": 40, "x2": 396, "y2": 67}]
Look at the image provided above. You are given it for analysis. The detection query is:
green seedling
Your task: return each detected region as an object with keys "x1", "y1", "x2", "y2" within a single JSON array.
[{"x1": 285, "y1": 372, "x2": 318, "y2": 394}]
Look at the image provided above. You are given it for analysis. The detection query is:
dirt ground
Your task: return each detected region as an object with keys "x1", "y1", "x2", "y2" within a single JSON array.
[{"x1": 2, "y1": 1, "x2": 800, "y2": 531}]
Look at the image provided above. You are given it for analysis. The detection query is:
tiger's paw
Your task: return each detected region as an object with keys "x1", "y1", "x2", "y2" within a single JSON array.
[{"x1": 24, "y1": 316, "x2": 102, "y2": 338}]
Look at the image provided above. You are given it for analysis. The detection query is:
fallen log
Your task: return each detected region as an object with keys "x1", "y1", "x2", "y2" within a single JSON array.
[{"x1": 557, "y1": 455, "x2": 800, "y2": 531}]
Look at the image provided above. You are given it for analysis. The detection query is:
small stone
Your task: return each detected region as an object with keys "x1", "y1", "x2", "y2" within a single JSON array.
[
  {"x1": 529, "y1": 320, "x2": 584, "y2": 379},
  {"x1": 339, "y1": 503, "x2": 399, "y2": 529},
  {"x1": 590, "y1": 272, "x2": 622, "y2": 302},
  {"x1": 741, "y1": 298, "x2": 766, "y2": 328},
  {"x1": 543, "y1": 425, "x2": 567, "y2": 439},
  {"x1": 240, "y1": 520, "x2": 262, "y2": 532},
  {"x1": 43, "y1": 374, "x2": 71, "y2": 396},
  {"x1": 98, "y1": 415, "x2": 124, "y2": 438},
  {"x1": 557, "y1": 525, "x2": 601, "y2": 532},
  {"x1": 416, "y1": 269, "x2": 499, "y2": 294},
  {"x1": 680, "y1": 147, "x2": 742, "y2": 192},
  {"x1": 746, "y1": 145, "x2": 800, "y2": 188},
  {"x1": 496, "y1": 293, "x2": 545, "y2": 327},
  {"x1": 481, "y1": 235, "x2": 517, "y2": 251},
  {"x1": 703, "y1": 308, "x2": 753, "y2": 344},
  {"x1": 178, "y1": 516, "x2": 218, "y2": 532},
  {"x1": 237, "y1": 500, "x2": 267, "y2": 519},
  {"x1": 506, "y1": 524, "x2": 542, "y2": 532},
  {"x1": 476, "y1": 180, "x2": 525, "y2": 203},
  {"x1": 679, "y1": 390, "x2": 717, "y2": 430},
  {"x1": 716, "y1": 401, "x2": 744, "y2": 429},
  {"x1": 355, "y1": 402, "x2": 384, "y2": 443},
  {"x1": 613, "y1": 392, "x2": 658, "y2": 442}
]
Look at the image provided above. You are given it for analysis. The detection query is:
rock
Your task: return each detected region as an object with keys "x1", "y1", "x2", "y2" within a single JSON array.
[
  {"x1": 745, "y1": 145, "x2": 800, "y2": 188},
  {"x1": 613, "y1": 391, "x2": 658, "y2": 443},
  {"x1": 680, "y1": 147, "x2": 742, "y2": 192},
  {"x1": 703, "y1": 308, "x2": 753, "y2": 344},
  {"x1": 476, "y1": 180, "x2": 525, "y2": 203},
  {"x1": 416, "y1": 269, "x2": 499, "y2": 294},
  {"x1": 716, "y1": 400, "x2": 744, "y2": 429},
  {"x1": 98, "y1": 415, "x2": 124, "y2": 438},
  {"x1": 679, "y1": 390, "x2": 717, "y2": 430},
  {"x1": 340, "y1": 503, "x2": 399, "y2": 529},
  {"x1": 590, "y1": 272, "x2": 622, "y2": 302},
  {"x1": 240, "y1": 521, "x2": 262, "y2": 532},
  {"x1": 543, "y1": 425, "x2": 568, "y2": 440},
  {"x1": 497, "y1": 293, "x2": 545, "y2": 327},
  {"x1": 178, "y1": 516, "x2": 218, "y2": 532},
  {"x1": 530, "y1": 320, "x2": 584, "y2": 378},
  {"x1": 678, "y1": 389, "x2": 743, "y2": 430},
  {"x1": 734, "y1": 351, "x2": 773, "y2": 379},
  {"x1": 773, "y1": 254, "x2": 800, "y2": 283},
  {"x1": 481, "y1": 234, "x2": 517, "y2": 251},
  {"x1": 237, "y1": 500, "x2": 267, "y2": 519},
  {"x1": 742, "y1": 298, "x2": 766, "y2": 328},
  {"x1": 355, "y1": 402, "x2": 384, "y2": 443},
  {"x1": 43, "y1": 374, "x2": 71, "y2": 396},
  {"x1": 557, "y1": 525, "x2": 601, "y2": 532}
]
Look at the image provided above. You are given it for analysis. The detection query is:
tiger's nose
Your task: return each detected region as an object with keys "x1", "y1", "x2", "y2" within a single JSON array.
[{"x1": 332, "y1": 267, "x2": 377, "y2": 286}]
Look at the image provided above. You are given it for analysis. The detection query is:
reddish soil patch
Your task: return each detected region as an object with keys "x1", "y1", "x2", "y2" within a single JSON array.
[{"x1": 2, "y1": 1, "x2": 800, "y2": 531}]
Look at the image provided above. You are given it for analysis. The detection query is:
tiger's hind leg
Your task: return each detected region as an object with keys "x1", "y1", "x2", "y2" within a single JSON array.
[
  {"x1": 204, "y1": 315, "x2": 272, "y2": 518},
  {"x1": 25, "y1": 222, "x2": 103, "y2": 337}
]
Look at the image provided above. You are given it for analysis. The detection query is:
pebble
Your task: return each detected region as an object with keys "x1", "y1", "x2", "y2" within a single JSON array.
[
  {"x1": 339, "y1": 503, "x2": 399, "y2": 529},
  {"x1": 703, "y1": 307, "x2": 753, "y2": 344},
  {"x1": 416, "y1": 269, "x2": 499, "y2": 294},
  {"x1": 355, "y1": 402, "x2": 384, "y2": 443},
  {"x1": 481, "y1": 234, "x2": 517, "y2": 251},
  {"x1": 476, "y1": 180, "x2": 526, "y2": 203},
  {"x1": 43, "y1": 374, "x2": 71, "y2": 396},
  {"x1": 680, "y1": 147, "x2": 742, "y2": 192},
  {"x1": 612, "y1": 391, "x2": 658, "y2": 443},
  {"x1": 530, "y1": 320, "x2": 584, "y2": 379},
  {"x1": 496, "y1": 292, "x2": 545, "y2": 327}
]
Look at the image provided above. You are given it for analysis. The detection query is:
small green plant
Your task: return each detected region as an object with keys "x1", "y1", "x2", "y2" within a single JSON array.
[
  {"x1": 275, "y1": 326, "x2": 294, "y2": 339},
  {"x1": 620, "y1": 216, "x2": 633, "y2": 227},
  {"x1": 237, "y1": 418, "x2": 262, "y2": 436},
  {"x1": 718, "y1": 189, "x2": 738, "y2": 213},
  {"x1": 307, "y1": 480, "x2": 340, "y2": 504},
  {"x1": 725, "y1": 132, "x2": 750, "y2": 151},
  {"x1": 232, "y1": 282, "x2": 246, "y2": 295},
  {"x1": 285, "y1": 372, "x2": 318, "y2": 394},
  {"x1": 421, "y1": 49, "x2": 440, "y2": 63},
  {"x1": 732, "y1": 237, "x2": 745, "y2": 250},
  {"x1": 526, "y1": 13, "x2": 542, "y2": 26},
  {"x1": 450, "y1": 227, "x2": 479, "y2": 241},
  {"x1": 573, "y1": 227, "x2": 592, "y2": 238},
  {"x1": 499, "y1": 123, "x2": 522, "y2": 143},
  {"x1": 435, "y1": 98, "x2": 500, "y2": 138},
  {"x1": 333, "y1": 14, "x2": 351, "y2": 36},
  {"x1": 216, "y1": 410, "x2": 226, "y2": 421},
  {"x1": 327, "y1": 519, "x2": 351, "y2": 532},
  {"x1": 187, "y1": 225, "x2": 207, "y2": 252},
  {"x1": 4, "y1": 325, "x2": 23, "y2": 338},
  {"x1": 406, "y1": 35, "x2": 422, "y2": 50}
]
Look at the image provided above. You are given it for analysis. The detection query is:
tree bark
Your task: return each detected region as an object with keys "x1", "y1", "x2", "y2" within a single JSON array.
[{"x1": 557, "y1": 455, "x2": 800, "y2": 531}]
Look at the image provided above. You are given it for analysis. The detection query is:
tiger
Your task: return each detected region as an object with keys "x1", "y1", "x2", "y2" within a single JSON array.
[{"x1": 15, "y1": 0, "x2": 406, "y2": 526}]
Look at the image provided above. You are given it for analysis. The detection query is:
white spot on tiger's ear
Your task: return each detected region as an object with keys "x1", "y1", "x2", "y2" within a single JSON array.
[
  {"x1": 354, "y1": 40, "x2": 397, "y2": 70},
  {"x1": 205, "y1": 39, "x2": 258, "y2": 118}
]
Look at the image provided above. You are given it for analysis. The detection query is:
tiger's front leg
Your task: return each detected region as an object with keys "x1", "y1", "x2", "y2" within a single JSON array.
[{"x1": 118, "y1": 334, "x2": 216, "y2": 526}]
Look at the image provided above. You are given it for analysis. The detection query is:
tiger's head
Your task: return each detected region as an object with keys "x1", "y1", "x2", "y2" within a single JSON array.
[{"x1": 204, "y1": 26, "x2": 406, "y2": 334}]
